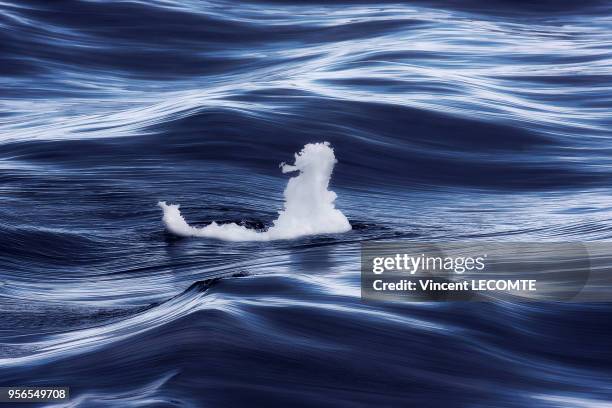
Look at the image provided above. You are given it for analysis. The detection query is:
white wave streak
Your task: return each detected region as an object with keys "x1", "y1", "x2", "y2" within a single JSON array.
[{"x1": 158, "y1": 142, "x2": 351, "y2": 241}]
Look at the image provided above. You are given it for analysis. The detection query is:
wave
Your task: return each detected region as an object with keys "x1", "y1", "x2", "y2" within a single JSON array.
[
  {"x1": 0, "y1": 1, "x2": 610, "y2": 146},
  {"x1": 158, "y1": 142, "x2": 351, "y2": 241},
  {"x1": 1, "y1": 1, "x2": 612, "y2": 406}
]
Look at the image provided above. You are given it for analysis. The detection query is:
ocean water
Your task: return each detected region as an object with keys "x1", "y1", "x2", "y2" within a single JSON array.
[{"x1": 1, "y1": 0, "x2": 612, "y2": 407}]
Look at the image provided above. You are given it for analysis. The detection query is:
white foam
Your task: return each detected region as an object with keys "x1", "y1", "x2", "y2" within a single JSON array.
[{"x1": 158, "y1": 142, "x2": 351, "y2": 241}]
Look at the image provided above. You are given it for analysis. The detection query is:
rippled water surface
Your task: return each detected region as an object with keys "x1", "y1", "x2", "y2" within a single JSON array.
[{"x1": 1, "y1": 1, "x2": 612, "y2": 407}]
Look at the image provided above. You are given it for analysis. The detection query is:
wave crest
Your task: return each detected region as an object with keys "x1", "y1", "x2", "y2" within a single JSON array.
[{"x1": 158, "y1": 142, "x2": 351, "y2": 241}]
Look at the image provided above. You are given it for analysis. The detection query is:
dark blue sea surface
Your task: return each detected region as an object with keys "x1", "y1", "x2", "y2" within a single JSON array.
[{"x1": 1, "y1": 0, "x2": 612, "y2": 406}]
